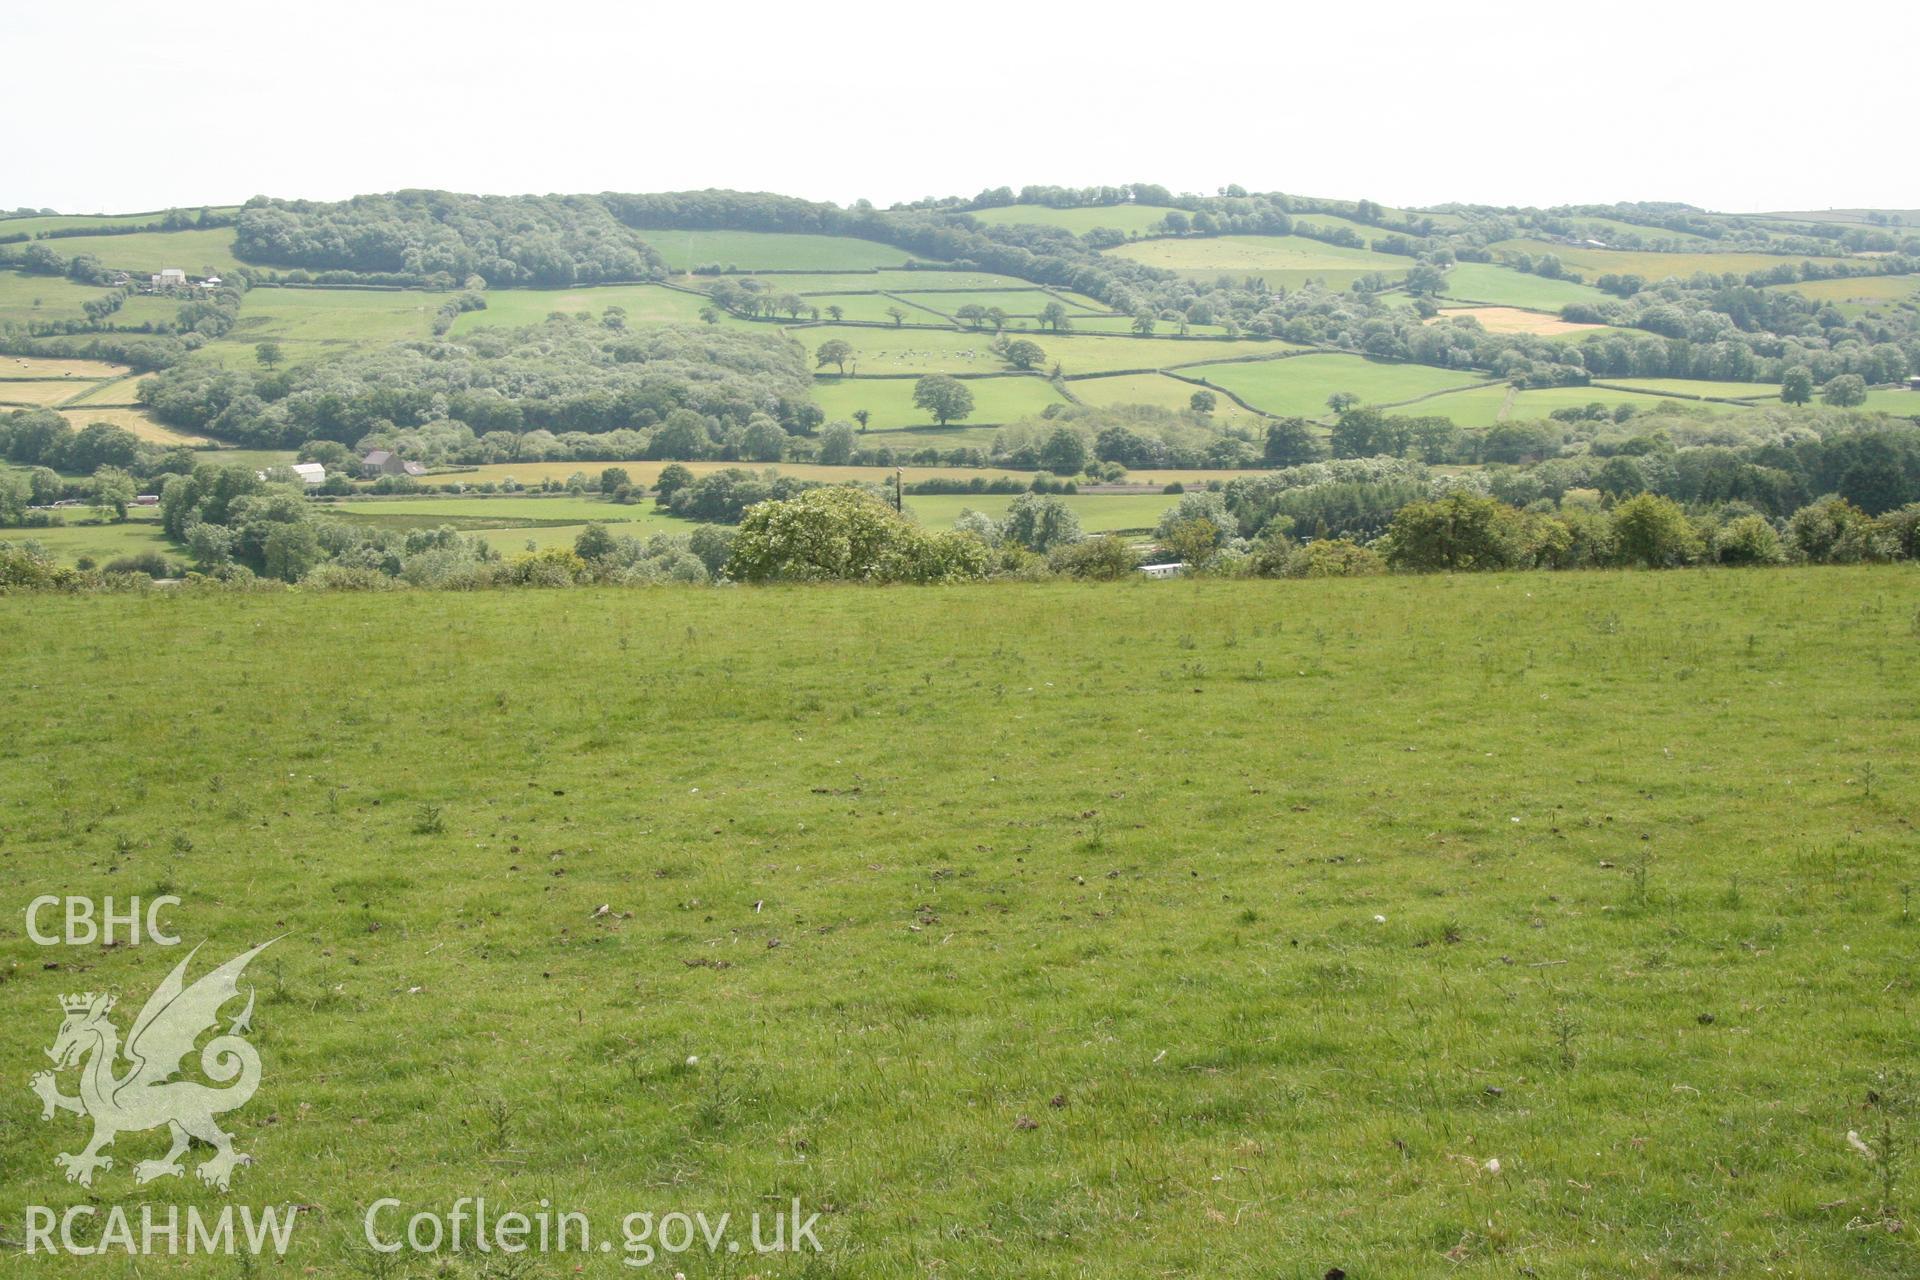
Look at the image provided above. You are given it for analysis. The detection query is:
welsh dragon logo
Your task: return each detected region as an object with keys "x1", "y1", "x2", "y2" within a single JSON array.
[{"x1": 29, "y1": 939, "x2": 274, "y2": 1191}]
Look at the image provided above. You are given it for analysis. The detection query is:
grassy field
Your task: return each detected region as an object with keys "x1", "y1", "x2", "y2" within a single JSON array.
[
  {"x1": 794, "y1": 293, "x2": 947, "y2": 324},
  {"x1": 1858, "y1": 390, "x2": 1920, "y2": 417},
  {"x1": 62, "y1": 375, "x2": 148, "y2": 407},
  {"x1": 1068, "y1": 372, "x2": 1264, "y2": 426},
  {"x1": 1105, "y1": 235, "x2": 1413, "y2": 289},
  {"x1": 774, "y1": 270, "x2": 1043, "y2": 293},
  {"x1": 964, "y1": 204, "x2": 1177, "y2": 235},
  {"x1": 637, "y1": 228, "x2": 915, "y2": 272},
  {"x1": 1438, "y1": 263, "x2": 1613, "y2": 310},
  {"x1": 1188, "y1": 354, "x2": 1491, "y2": 417},
  {"x1": 1510, "y1": 386, "x2": 1747, "y2": 420},
  {"x1": 1597, "y1": 377, "x2": 1786, "y2": 400},
  {"x1": 62, "y1": 227, "x2": 248, "y2": 275},
  {"x1": 449, "y1": 283, "x2": 751, "y2": 334},
  {"x1": 0, "y1": 269, "x2": 114, "y2": 326},
  {"x1": 0, "y1": 209, "x2": 241, "y2": 237},
  {"x1": 0, "y1": 570, "x2": 1915, "y2": 1278},
  {"x1": 227, "y1": 287, "x2": 446, "y2": 347},
  {"x1": 1766, "y1": 274, "x2": 1920, "y2": 306},
  {"x1": 1489, "y1": 239, "x2": 1828, "y2": 283},
  {"x1": 785, "y1": 326, "x2": 1275, "y2": 377},
  {"x1": 907, "y1": 491, "x2": 1176, "y2": 532},
  {"x1": 0, "y1": 512, "x2": 176, "y2": 564},
  {"x1": 887, "y1": 290, "x2": 1087, "y2": 318},
  {"x1": 0, "y1": 379, "x2": 92, "y2": 406},
  {"x1": 813, "y1": 373, "x2": 1068, "y2": 429}
]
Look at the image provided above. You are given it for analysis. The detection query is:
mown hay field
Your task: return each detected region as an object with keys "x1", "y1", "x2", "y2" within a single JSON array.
[
  {"x1": 964, "y1": 204, "x2": 1177, "y2": 234},
  {"x1": 1104, "y1": 234, "x2": 1413, "y2": 289}
]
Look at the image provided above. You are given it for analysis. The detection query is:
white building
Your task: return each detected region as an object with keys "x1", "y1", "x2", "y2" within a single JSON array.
[
  {"x1": 289, "y1": 463, "x2": 326, "y2": 486},
  {"x1": 150, "y1": 267, "x2": 188, "y2": 291},
  {"x1": 1137, "y1": 562, "x2": 1185, "y2": 579}
]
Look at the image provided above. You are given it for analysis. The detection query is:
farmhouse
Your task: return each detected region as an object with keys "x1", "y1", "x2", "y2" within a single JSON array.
[
  {"x1": 150, "y1": 267, "x2": 188, "y2": 291},
  {"x1": 360, "y1": 450, "x2": 426, "y2": 478}
]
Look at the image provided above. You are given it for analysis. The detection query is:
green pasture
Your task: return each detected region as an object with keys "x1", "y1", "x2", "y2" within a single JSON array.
[
  {"x1": 1189, "y1": 353, "x2": 1490, "y2": 417},
  {"x1": 1858, "y1": 389, "x2": 1920, "y2": 416},
  {"x1": 1105, "y1": 235, "x2": 1413, "y2": 289},
  {"x1": 1510, "y1": 385, "x2": 1748, "y2": 421},
  {"x1": 107, "y1": 294, "x2": 193, "y2": 330},
  {"x1": 0, "y1": 513, "x2": 177, "y2": 566},
  {"x1": 1439, "y1": 263, "x2": 1613, "y2": 310},
  {"x1": 1766, "y1": 274, "x2": 1919, "y2": 306},
  {"x1": 813, "y1": 373, "x2": 1067, "y2": 430},
  {"x1": 64, "y1": 227, "x2": 248, "y2": 275},
  {"x1": 229, "y1": 287, "x2": 443, "y2": 348},
  {"x1": 777, "y1": 270, "x2": 1042, "y2": 293},
  {"x1": 636, "y1": 228, "x2": 915, "y2": 272},
  {"x1": 0, "y1": 268, "x2": 114, "y2": 325},
  {"x1": 0, "y1": 208, "x2": 241, "y2": 238},
  {"x1": 1067, "y1": 372, "x2": 1263, "y2": 425},
  {"x1": 1, "y1": 570, "x2": 1916, "y2": 1278},
  {"x1": 890, "y1": 290, "x2": 1082, "y2": 318},
  {"x1": 1597, "y1": 377, "x2": 1785, "y2": 400},
  {"x1": 1489, "y1": 239, "x2": 1830, "y2": 283},
  {"x1": 964, "y1": 204, "x2": 1177, "y2": 235},
  {"x1": 792, "y1": 294, "x2": 948, "y2": 325},
  {"x1": 1413, "y1": 383, "x2": 1515, "y2": 427},
  {"x1": 450, "y1": 283, "x2": 740, "y2": 333}
]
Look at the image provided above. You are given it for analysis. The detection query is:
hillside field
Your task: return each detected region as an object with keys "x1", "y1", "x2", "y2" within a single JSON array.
[
  {"x1": 1104, "y1": 235, "x2": 1413, "y2": 289},
  {"x1": 0, "y1": 569, "x2": 1915, "y2": 1278},
  {"x1": 1438, "y1": 263, "x2": 1613, "y2": 311},
  {"x1": 965, "y1": 204, "x2": 1177, "y2": 234},
  {"x1": 1188, "y1": 353, "x2": 1492, "y2": 417}
]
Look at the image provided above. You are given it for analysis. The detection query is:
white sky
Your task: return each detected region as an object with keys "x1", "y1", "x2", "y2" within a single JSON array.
[{"x1": 5, "y1": 1, "x2": 1914, "y2": 217}]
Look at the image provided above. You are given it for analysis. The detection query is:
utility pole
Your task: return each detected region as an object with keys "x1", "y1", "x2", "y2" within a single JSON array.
[{"x1": 895, "y1": 468, "x2": 904, "y2": 513}]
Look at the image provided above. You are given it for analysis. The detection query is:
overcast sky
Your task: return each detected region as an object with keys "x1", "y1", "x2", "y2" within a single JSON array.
[{"x1": 6, "y1": 1, "x2": 1913, "y2": 217}]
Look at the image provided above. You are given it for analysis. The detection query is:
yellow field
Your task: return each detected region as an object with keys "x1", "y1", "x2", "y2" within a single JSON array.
[
  {"x1": 57, "y1": 406, "x2": 212, "y2": 446},
  {"x1": 0, "y1": 355, "x2": 132, "y2": 379},
  {"x1": 0, "y1": 380, "x2": 90, "y2": 406},
  {"x1": 61, "y1": 375, "x2": 148, "y2": 407},
  {"x1": 1105, "y1": 234, "x2": 1410, "y2": 289},
  {"x1": 1432, "y1": 306, "x2": 1609, "y2": 337}
]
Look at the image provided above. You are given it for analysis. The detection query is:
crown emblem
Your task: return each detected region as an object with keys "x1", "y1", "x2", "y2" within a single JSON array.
[{"x1": 60, "y1": 992, "x2": 110, "y2": 1014}]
